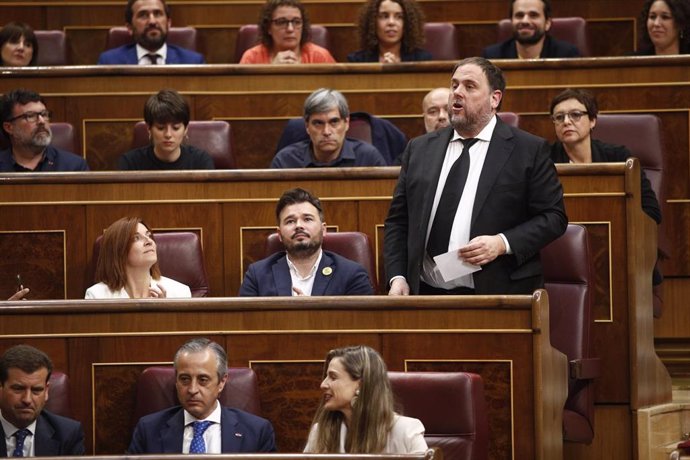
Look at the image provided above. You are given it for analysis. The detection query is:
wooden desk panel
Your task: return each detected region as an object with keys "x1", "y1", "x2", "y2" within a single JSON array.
[{"x1": 0, "y1": 294, "x2": 566, "y2": 460}]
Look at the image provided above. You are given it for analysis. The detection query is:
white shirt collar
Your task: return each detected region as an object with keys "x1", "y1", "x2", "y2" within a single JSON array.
[
  {"x1": 183, "y1": 399, "x2": 222, "y2": 425},
  {"x1": 451, "y1": 114, "x2": 497, "y2": 143},
  {"x1": 0, "y1": 411, "x2": 37, "y2": 438},
  {"x1": 136, "y1": 43, "x2": 168, "y2": 64},
  {"x1": 286, "y1": 249, "x2": 323, "y2": 281}
]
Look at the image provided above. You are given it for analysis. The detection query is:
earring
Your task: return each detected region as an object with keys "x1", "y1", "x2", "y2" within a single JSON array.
[{"x1": 350, "y1": 389, "x2": 360, "y2": 407}]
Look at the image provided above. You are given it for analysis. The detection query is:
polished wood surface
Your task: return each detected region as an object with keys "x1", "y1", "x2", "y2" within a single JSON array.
[{"x1": 0, "y1": 293, "x2": 567, "y2": 460}]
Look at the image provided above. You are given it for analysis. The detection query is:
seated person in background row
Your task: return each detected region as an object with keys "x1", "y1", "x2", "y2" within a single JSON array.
[
  {"x1": 0, "y1": 22, "x2": 38, "y2": 66},
  {"x1": 119, "y1": 89, "x2": 214, "y2": 170},
  {"x1": 271, "y1": 88, "x2": 386, "y2": 168},
  {"x1": 0, "y1": 89, "x2": 89, "y2": 172},
  {"x1": 636, "y1": 0, "x2": 690, "y2": 55},
  {"x1": 422, "y1": 87, "x2": 450, "y2": 133},
  {"x1": 348, "y1": 0, "x2": 431, "y2": 63},
  {"x1": 482, "y1": 0, "x2": 580, "y2": 59},
  {"x1": 85, "y1": 216, "x2": 192, "y2": 298},
  {"x1": 548, "y1": 88, "x2": 663, "y2": 292},
  {"x1": 128, "y1": 338, "x2": 276, "y2": 454},
  {"x1": 240, "y1": 188, "x2": 374, "y2": 296},
  {"x1": 304, "y1": 345, "x2": 427, "y2": 453},
  {"x1": 0, "y1": 344, "x2": 85, "y2": 456},
  {"x1": 240, "y1": 0, "x2": 335, "y2": 64},
  {"x1": 97, "y1": 0, "x2": 205, "y2": 64}
]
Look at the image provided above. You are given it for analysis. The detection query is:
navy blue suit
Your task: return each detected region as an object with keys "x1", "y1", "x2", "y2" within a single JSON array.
[
  {"x1": 97, "y1": 44, "x2": 205, "y2": 64},
  {"x1": 0, "y1": 146, "x2": 89, "y2": 172},
  {"x1": 239, "y1": 250, "x2": 373, "y2": 296},
  {"x1": 0, "y1": 410, "x2": 85, "y2": 456},
  {"x1": 127, "y1": 406, "x2": 276, "y2": 454}
]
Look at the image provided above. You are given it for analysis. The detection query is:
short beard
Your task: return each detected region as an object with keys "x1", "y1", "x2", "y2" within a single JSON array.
[
  {"x1": 286, "y1": 239, "x2": 321, "y2": 259},
  {"x1": 514, "y1": 28, "x2": 546, "y2": 45},
  {"x1": 137, "y1": 29, "x2": 167, "y2": 51},
  {"x1": 451, "y1": 109, "x2": 493, "y2": 137}
]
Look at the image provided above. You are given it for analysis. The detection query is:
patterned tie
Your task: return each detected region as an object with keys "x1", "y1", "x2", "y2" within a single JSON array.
[
  {"x1": 189, "y1": 421, "x2": 212, "y2": 454},
  {"x1": 427, "y1": 138, "x2": 479, "y2": 258},
  {"x1": 13, "y1": 429, "x2": 30, "y2": 457}
]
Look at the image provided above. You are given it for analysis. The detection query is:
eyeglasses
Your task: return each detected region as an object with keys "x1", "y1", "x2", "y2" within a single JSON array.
[
  {"x1": 271, "y1": 18, "x2": 304, "y2": 28},
  {"x1": 8, "y1": 110, "x2": 51, "y2": 124},
  {"x1": 551, "y1": 110, "x2": 586, "y2": 124}
]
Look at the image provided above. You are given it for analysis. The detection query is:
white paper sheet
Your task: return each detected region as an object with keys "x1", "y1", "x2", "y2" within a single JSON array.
[{"x1": 433, "y1": 250, "x2": 482, "y2": 282}]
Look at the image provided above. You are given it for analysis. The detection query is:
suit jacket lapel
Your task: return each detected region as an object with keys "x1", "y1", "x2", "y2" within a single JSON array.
[
  {"x1": 161, "y1": 409, "x2": 185, "y2": 453},
  {"x1": 220, "y1": 408, "x2": 242, "y2": 453},
  {"x1": 0, "y1": 424, "x2": 7, "y2": 456},
  {"x1": 421, "y1": 127, "x2": 456, "y2": 232},
  {"x1": 311, "y1": 252, "x2": 334, "y2": 295},
  {"x1": 272, "y1": 254, "x2": 293, "y2": 296},
  {"x1": 472, "y1": 118, "x2": 514, "y2": 226},
  {"x1": 34, "y1": 414, "x2": 59, "y2": 456}
]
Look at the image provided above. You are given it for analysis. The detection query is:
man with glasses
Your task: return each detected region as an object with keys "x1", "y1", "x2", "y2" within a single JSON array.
[
  {"x1": 97, "y1": 0, "x2": 205, "y2": 65},
  {"x1": 0, "y1": 89, "x2": 88, "y2": 172},
  {"x1": 271, "y1": 88, "x2": 386, "y2": 167}
]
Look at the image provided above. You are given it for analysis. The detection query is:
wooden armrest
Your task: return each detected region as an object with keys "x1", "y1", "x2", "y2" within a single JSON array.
[{"x1": 569, "y1": 358, "x2": 601, "y2": 379}]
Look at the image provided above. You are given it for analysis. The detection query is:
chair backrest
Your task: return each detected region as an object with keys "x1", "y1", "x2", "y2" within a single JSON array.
[
  {"x1": 35, "y1": 30, "x2": 69, "y2": 65},
  {"x1": 348, "y1": 114, "x2": 373, "y2": 145},
  {"x1": 388, "y1": 372, "x2": 489, "y2": 460},
  {"x1": 45, "y1": 371, "x2": 71, "y2": 417},
  {"x1": 234, "y1": 24, "x2": 330, "y2": 62},
  {"x1": 497, "y1": 17, "x2": 590, "y2": 57},
  {"x1": 132, "y1": 120, "x2": 236, "y2": 169},
  {"x1": 131, "y1": 366, "x2": 261, "y2": 429},
  {"x1": 105, "y1": 26, "x2": 198, "y2": 51},
  {"x1": 265, "y1": 231, "x2": 377, "y2": 289},
  {"x1": 92, "y1": 231, "x2": 210, "y2": 297},
  {"x1": 0, "y1": 122, "x2": 75, "y2": 153},
  {"x1": 541, "y1": 224, "x2": 597, "y2": 443},
  {"x1": 497, "y1": 112, "x2": 519, "y2": 127},
  {"x1": 423, "y1": 23, "x2": 460, "y2": 60}
]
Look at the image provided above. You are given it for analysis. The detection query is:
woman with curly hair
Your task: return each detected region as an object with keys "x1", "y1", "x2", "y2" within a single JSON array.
[
  {"x1": 240, "y1": 0, "x2": 335, "y2": 64},
  {"x1": 304, "y1": 345, "x2": 428, "y2": 454},
  {"x1": 636, "y1": 0, "x2": 690, "y2": 55},
  {"x1": 347, "y1": 0, "x2": 431, "y2": 63}
]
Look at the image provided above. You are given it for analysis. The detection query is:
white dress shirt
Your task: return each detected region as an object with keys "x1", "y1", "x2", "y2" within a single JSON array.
[
  {"x1": 84, "y1": 276, "x2": 191, "y2": 299},
  {"x1": 1, "y1": 412, "x2": 37, "y2": 457},
  {"x1": 286, "y1": 250, "x2": 323, "y2": 296},
  {"x1": 136, "y1": 43, "x2": 168, "y2": 65},
  {"x1": 182, "y1": 401, "x2": 222, "y2": 454}
]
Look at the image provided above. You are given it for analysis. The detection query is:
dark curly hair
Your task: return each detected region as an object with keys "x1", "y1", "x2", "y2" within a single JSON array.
[
  {"x1": 638, "y1": 0, "x2": 690, "y2": 53},
  {"x1": 258, "y1": 0, "x2": 312, "y2": 49},
  {"x1": 356, "y1": 0, "x2": 425, "y2": 55}
]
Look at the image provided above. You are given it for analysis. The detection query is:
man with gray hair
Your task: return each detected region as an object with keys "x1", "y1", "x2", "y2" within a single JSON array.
[
  {"x1": 128, "y1": 338, "x2": 276, "y2": 454},
  {"x1": 271, "y1": 88, "x2": 386, "y2": 168}
]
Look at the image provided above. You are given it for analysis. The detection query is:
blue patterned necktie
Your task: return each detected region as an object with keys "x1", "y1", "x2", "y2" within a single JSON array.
[
  {"x1": 189, "y1": 421, "x2": 212, "y2": 454},
  {"x1": 13, "y1": 429, "x2": 30, "y2": 457}
]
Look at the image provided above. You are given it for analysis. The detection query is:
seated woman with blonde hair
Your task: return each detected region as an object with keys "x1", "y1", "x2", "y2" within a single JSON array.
[
  {"x1": 85, "y1": 217, "x2": 191, "y2": 299},
  {"x1": 304, "y1": 345, "x2": 428, "y2": 454}
]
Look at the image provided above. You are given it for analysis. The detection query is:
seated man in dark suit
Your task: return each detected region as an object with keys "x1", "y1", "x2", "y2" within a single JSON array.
[
  {"x1": 0, "y1": 89, "x2": 89, "y2": 172},
  {"x1": 97, "y1": 0, "x2": 205, "y2": 64},
  {"x1": 128, "y1": 338, "x2": 276, "y2": 454},
  {"x1": 482, "y1": 0, "x2": 580, "y2": 59},
  {"x1": 0, "y1": 345, "x2": 85, "y2": 456},
  {"x1": 240, "y1": 188, "x2": 374, "y2": 296}
]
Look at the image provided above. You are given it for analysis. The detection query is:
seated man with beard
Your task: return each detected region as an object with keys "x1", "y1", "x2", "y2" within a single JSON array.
[
  {"x1": 482, "y1": 0, "x2": 580, "y2": 59},
  {"x1": 239, "y1": 188, "x2": 373, "y2": 296},
  {"x1": 0, "y1": 89, "x2": 88, "y2": 172}
]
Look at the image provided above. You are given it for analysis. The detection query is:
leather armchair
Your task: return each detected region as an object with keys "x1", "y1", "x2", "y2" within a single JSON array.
[
  {"x1": 497, "y1": 112, "x2": 519, "y2": 127},
  {"x1": 388, "y1": 371, "x2": 489, "y2": 460},
  {"x1": 45, "y1": 371, "x2": 71, "y2": 417},
  {"x1": 35, "y1": 30, "x2": 69, "y2": 65},
  {"x1": 423, "y1": 23, "x2": 460, "y2": 60}
]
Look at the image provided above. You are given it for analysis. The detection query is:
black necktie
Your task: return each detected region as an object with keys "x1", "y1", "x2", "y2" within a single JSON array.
[
  {"x1": 13, "y1": 429, "x2": 30, "y2": 457},
  {"x1": 145, "y1": 53, "x2": 160, "y2": 65},
  {"x1": 427, "y1": 138, "x2": 479, "y2": 258}
]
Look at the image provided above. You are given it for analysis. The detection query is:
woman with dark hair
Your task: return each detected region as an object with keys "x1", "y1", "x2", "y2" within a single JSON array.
[
  {"x1": 85, "y1": 217, "x2": 191, "y2": 299},
  {"x1": 637, "y1": 0, "x2": 690, "y2": 55},
  {"x1": 347, "y1": 0, "x2": 431, "y2": 63},
  {"x1": 119, "y1": 89, "x2": 214, "y2": 170},
  {"x1": 240, "y1": 0, "x2": 335, "y2": 64},
  {"x1": 0, "y1": 22, "x2": 38, "y2": 66},
  {"x1": 304, "y1": 345, "x2": 427, "y2": 454}
]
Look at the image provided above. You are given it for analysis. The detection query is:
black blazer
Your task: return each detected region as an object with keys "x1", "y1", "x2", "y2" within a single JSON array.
[
  {"x1": 0, "y1": 411, "x2": 84, "y2": 456},
  {"x1": 384, "y1": 118, "x2": 567, "y2": 294},
  {"x1": 482, "y1": 35, "x2": 580, "y2": 59}
]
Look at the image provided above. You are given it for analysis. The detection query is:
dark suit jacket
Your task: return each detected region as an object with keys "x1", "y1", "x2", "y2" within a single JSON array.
[
  {"x1": 127, "y1": 406, "x2": 276, "y2": 454},
  {"x1": 97, "y1": 43, "x2": 205, "y2": 64},
  {"x1": 0, "y1": 410, "x2": 85, "y2": 456},
  {"x1": 482, "y1": 35, "x2": 580, "y2": 59},
  {"x1": 384, "y1": 118, "x2": 567, "y2": 294},
  {"x1": 239, "y1": 250, "x2": 373, "y2": 296}
]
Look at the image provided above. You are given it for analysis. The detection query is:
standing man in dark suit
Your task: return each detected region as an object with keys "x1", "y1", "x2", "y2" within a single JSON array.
[
  {"x1": 384, "y1": 56, "x2": 567, "y2": 295},
  {"x1": 128, "y1": 338, "x2": 275, "y2": 454},
  {"x1": 239, "y1": 188, "x2": 374, "y2": 296},
  {"x1": 97, "y1": 0, "x2": 205, "y2": 65},
  {"x1": 482, "y1": 0, "x2": 580, "y2": 59},
  {"x1": 0, "y1": 345, "x2": 84, "y2": 456}
]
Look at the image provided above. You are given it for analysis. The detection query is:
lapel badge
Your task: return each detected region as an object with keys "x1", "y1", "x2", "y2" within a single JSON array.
[
  {"x1": 234, "y1": 432, "x2": 243, "y2": 437},
  {"x1": 322, "y1": 267, "x2": 333, "y2": 276}
]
